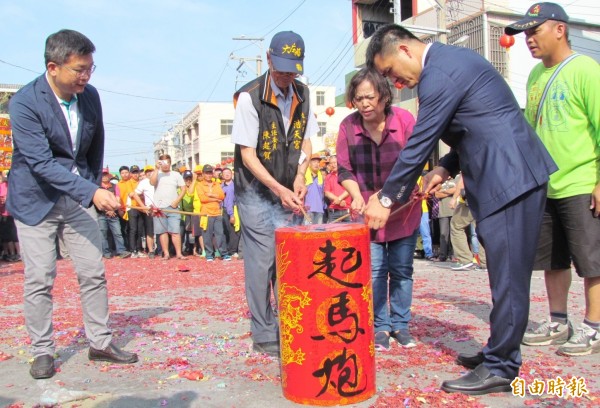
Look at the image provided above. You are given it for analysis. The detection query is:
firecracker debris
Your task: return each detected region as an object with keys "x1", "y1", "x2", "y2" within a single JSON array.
[{"x1": 0, "y1": 255, "x2": 597, "y2": 408}]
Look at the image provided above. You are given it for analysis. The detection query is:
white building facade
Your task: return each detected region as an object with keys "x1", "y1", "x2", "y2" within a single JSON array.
[
  {"x1": 155, "y1": 84, "x2": 353, "y2": 170},
  {"x1": 352, "y1": 0, "x2": 600, "y2": 161},
  {"x1": 157, "y1": 1, "x2": 599, "y2": 170}
]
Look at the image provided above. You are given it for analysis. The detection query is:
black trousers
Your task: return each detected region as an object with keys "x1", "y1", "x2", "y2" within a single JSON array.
[
  {"x1": 477, "y1": 184, "x2": 547, "y2": 379},
  {"x1": 202, "y1": 215, "x2": 228, "y2": 258},
  {"x1": 128, "y1": 209, "x2": 144, "y2": 252},
  {"x1": 223, "y1": 211, "x2": 241, "y2": 254}
]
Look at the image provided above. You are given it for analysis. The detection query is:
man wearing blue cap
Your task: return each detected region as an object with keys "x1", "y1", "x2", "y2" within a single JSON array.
[
  {"x1": 231, "y1": 31, "x2": 318, "y2": 357},
  {"x1": 506, "y1": 3, "x2": 600, "y2": 357}
]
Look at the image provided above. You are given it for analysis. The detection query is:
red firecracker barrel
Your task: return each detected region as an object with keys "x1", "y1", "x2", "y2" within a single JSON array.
[{"x1": 276, "y1": 223, "x2": 375, "y2": 405}]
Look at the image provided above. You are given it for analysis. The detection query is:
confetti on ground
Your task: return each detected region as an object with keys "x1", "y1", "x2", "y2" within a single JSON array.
[
  {"x1": 0, "y1": 257, "x2": 597, "y2": 407},
  {"x1": 178, "y1": 370, "x2": 204, "y2": 381}
]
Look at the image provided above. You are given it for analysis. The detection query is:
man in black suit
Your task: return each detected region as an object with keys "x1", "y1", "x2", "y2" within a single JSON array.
[{"x1": 363, "y1": 24, "x2": 557, "y2": 395}]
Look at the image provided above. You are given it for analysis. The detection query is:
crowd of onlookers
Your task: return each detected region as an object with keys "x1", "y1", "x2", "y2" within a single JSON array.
[
  {"x1": 96, "y1": 160, "x2": 242, "y2": 261},
  {"x1": 100, "y1": 154, "x2": 351, "y2": 261},
  {"x1": 416, "y1": 172, "x2": 486, "y2": 271},
  {"x1": 0, "y1": 160, "x2": 245, "y2": 264},
  {"x1": 280, "y1": 152, "x2": 484, "y2": 272},
  {"x1": 0, "y1": 156, "x2": 484, "y2": 267},
  {"x1": 0, "y1": 171, "x2": 20, "y2": 262}
]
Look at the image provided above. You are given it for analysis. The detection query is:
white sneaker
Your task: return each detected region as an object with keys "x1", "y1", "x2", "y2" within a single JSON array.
[
  {"x1": 558, "y1": 324, "x2": 600, "y2": 356},
  {"x1": 522, "y1": 319, "x2": 573, "y2": 346},
  {"x1": 450, "y1": 262, "x2": 475, "y2": 271}
]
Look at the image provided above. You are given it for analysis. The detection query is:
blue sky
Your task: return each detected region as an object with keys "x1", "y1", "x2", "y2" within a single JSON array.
[
  {"x1": 3, "y1": 0, "x2": 598, "y2": 171},
  {"x1": 0, "y1": 0, "x2": 355, "y2": 171}
]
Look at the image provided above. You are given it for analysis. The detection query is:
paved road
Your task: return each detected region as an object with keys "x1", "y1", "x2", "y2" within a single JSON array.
[{"x1": 0, "y1": 255, "x2": 597, "y2": 407}]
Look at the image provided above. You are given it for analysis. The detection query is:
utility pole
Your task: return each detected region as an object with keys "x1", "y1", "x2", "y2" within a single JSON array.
[
  {"x1": 434, "y1": 0, "x2": 448, "y2": 160},
  {"x1": 436, "y1": 0, "x2": 448, "y2": 44},
  {"x1": 165, "y1": 112, "x2": 187, "y2": 168},
  {"x1": 231, "y1": 36, "x2": 264, "y2": 90},
  {"x1": 391, "y1": 0, "x2": 402, "y2": 24},
  {"x1": 392, "y1": 0, "x2": 450, "y2": 39}
]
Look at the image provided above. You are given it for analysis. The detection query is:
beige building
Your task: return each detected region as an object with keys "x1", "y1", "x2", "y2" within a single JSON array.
[
  {"x1": 155, "y1": 85, "x2": 353, "y2": 170},
  {"x1": 158, "y1": 1, "x2": 599, "y2": 170},
  {"x1": 352, "y1": 0, "x2": 600, "y2": 161}
]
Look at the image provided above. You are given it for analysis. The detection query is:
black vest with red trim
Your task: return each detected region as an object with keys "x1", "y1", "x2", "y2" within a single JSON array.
[{"x1": 233, "y1": 71, "x2": 311, "y2": 203}]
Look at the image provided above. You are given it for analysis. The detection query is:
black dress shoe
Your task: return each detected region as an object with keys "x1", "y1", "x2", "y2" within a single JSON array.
[
  {"x1": 441, "y1": 364, "x2": 513, "y2": 395},
  {"x1": 89, "y1": 343, "x2": 138, "y2": 364},
  {"x1": 30, "y1": 354, "x2": 56, "y2": 379},
  {"x1": 456, "y1": 351, "x2": 485, "y2": 369}
]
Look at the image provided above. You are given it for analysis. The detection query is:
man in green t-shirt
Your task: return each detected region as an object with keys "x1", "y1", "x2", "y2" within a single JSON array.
[{"x1": 506, "y1": 2, "x2": 600, "y2": 357}]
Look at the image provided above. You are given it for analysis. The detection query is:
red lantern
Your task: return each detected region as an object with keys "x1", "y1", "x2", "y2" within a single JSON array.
[
  {"x1": 221, "y1": 160, "x2": 226, "y2": 166},
  {"x1": 394, "y1": 82, "x2": 404, "y2": 90},
  {"x1": 499, "y1": 34, "x2": 515, "y2": 49},
  {"x1": 325, "y1": 107, "x2": 335, "y2": 116}
]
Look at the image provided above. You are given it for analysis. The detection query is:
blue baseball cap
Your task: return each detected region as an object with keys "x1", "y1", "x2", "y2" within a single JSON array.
[
  {"x1": 505, "y1": 2, "x2": 569, "y2": 35},
  {"x1": 269, "y1": 31, "x2": 305, "y2": 74}
]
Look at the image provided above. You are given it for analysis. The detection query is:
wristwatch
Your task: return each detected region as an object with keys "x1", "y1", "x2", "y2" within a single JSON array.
[{"x1": 377, "y1": 191, "x2": 393, "y2": 209}]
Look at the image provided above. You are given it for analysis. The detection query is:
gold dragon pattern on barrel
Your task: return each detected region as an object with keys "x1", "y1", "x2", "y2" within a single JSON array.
[
  {"x1": 279, "y1": 283, "x2": 311, "y2": 366},
  {"x1": 362, "y1": 284, "x2": 375, "y2": 357},
  {"x1": 277, "y1": 240, "x2": 312, "y2": 367}
]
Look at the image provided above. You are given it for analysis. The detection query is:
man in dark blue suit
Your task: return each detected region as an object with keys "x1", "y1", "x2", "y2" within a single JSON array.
[
  {"x1": 8, "y1": 29, "x2": 138, "y2": 379},
  {"x1": 363, "y1": 25, "x2": 557, "y2": 395}
]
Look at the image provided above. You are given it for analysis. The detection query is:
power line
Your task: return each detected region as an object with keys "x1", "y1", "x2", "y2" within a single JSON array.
[
  {"x1": 206, "y1": 0, "x2": 308, "y2": 98},
  {"x1": 0, "y1": 58, "x2": 40, "y2": 74},
  {"x1": 0, "y1": 58, "x2": 204, "y2": 103},
  {"x1": 107, "y1": 115, "x2": 174, "y2": 125},
  {"x1": 104, "y1": 122, "x2": 165, "y2": 134},
  {"x1": 205, "y1": 57, "x2": 232, "y2": 102},
  {"x1": 104, "y1": 149, "x2": 153, "y2": 158},
  {"x1": 258, "y1": 0, "x2": 308, "y2": 43},
  {"x1": 99, "y1": 88, "x2": 199, "y2": 103},
  {"x1": 311, "y1": 0, "x2": 393, "y2": 89},
  {"x1": 234, "y1": 0, "x2": 308, "y2": 54},
  {"x1": 454, "y1": 0, "x2": 600, "y2": 19}
]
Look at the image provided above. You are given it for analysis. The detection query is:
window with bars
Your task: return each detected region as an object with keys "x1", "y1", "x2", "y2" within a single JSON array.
[
  {"x1": 419, "y1": 14, "x2": 508, "y2": 82},
  {"x1": 221, "y1": 119, "x2": 233, "y2": 135},
  {"x1": 316, "y1": 91, "x2": 325, "y2": 106},
  {"x1": 317, "y1": 121, "x2": 327, "y2": 137}
]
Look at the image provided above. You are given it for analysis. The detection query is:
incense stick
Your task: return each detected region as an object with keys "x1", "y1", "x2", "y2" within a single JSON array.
[
  {"x1": 331, "y1": 213, "x2": 351, "y2": 223},
  {"x1": 298, "y1": 206, "x2": 313, "y2": 224}
]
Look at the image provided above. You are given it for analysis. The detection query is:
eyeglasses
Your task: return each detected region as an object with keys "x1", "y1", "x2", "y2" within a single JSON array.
[
  {"x1": 61, "y1": 64, "x2": 96, "y2": 78},
  {"x1": 271, "y1": 67, "x2": 299, "y2": 78}
]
